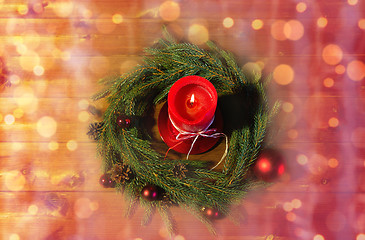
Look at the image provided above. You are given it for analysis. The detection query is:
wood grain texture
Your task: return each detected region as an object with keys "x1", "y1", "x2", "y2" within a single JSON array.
[{"x1": 1, "y1": 0, "x2": 365, "y2": 239}]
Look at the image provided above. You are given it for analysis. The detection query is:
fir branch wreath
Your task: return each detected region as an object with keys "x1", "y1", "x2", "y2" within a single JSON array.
[{"x1": 90, "y1": 31, "x2": 281, "y2": 235}]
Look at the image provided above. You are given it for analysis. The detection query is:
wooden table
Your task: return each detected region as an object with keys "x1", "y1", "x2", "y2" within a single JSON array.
[{"x1": 1, "y1": 0, "x2": 365, "y2": 239}]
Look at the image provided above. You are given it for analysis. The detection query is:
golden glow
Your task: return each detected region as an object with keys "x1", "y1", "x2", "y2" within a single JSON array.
[
  {"x1": 67, "y1": 140, "x2": 78, "y2": 151},
  {"x1": 292, "y1": 199, "x2": 302, "y2": 209},
  {"x1": 284, "y1": 20, "x2": 304, "y2": 40},
  {"x1": 188, "y1": 24, "x2": 209, "y2": 45},
  {"x1": 335, "y1": 64, "x2": 346, "y2": 74},
  {"x1": 4, "y1": 114, "x2": 15, "y2": 125},
  {"x1": 78, "y1": 99, "x2": 89, "y2": 110},
  {"x1": 12, "y1": 142, "x2": 24, "y2": 151},
  {"x1": 271, "y1": 20, "x2": 287, "y2": 41},
  {"x1": 297, "y1": 154, "x2": 308, "y2": 165},
  {"x1": 347, "y1": 60, "x2": 365, "y2": 81},
  {"x1": 5, "y1": 171, "x2": 26, "y2": 191},
  {"x1": 286, "y1": 212, "x2": 296, "y2": 222},
  {"x1": 282, "y1": 102, "x2": 294, "y2": 112},
  {"x1": 223, "y1": 17, "x2": 234, "y2": 28},
  {"x1": 328, "y1": 117, "x2": 339, "y2": 127},
  {"x1": 28, "y1": 205, "x2": 39, "y2": 215},
  {"x1": 19, "y1": 50, "x2": 41, "y2": 71},
  {"x1": 283, "y1": 202, "x2": 293, "y2": 212},
  {"x1": 37, "y1": 116, "x2": 57, "y2": 138},
  {"x1": 242, "y1": 62, "x2": 262, "y2": 78},
  {"x1": 308, "y1": 154, "x2": 328, "y2": 175},
  {"x1": 322, "y1": 44, "x2": 343, "y2": 65},
  {"x1": 328, "y1": 158, "x2": 339, "y2": 168},
  {"x1": 13, "y1": 108, "x2": 24, "y2": 118},
  {"x1": 323, "y1": 77, "x2": 334, "y2": 88},
  {"x1": 348, "y1": 0, "x2": 358, "y2": 5},
  {"x1": 17, "y1": 4, "x2": 29, "y2": 15},
  {"x1": 9, "y1": 75, "x2": 21, "y2": 85},
  {"x1": 317, "y1": 17, "x2": 328, "y2": 28},
  {"x1": 251, "y1": 19, "x2": 264, "y2": 30},
  {"x1": 273, "y1": 64, "x2": 294, "y2": 85},
  {"x1": 74, "y1": 198, "x2": 93, "y2": 219},
  {"x1": 159, "y1": 1, "x2": 180, "y2": 21},
  {"x1": 357, "y1": 234, "x2": 365, "y2": 240},
  {"x1": 48, "y1": 141, "x2": 59, "y2": 151},
  {"x1": 296, "y1": 2, "x2": 307, "y2": 12},
  {"x1": 52, "y1": 1, "x2": 74, "y2": 18},
  {"x1": 9, "y1": 234, "x2": 20, "y2": 240},
  {"x1": 78, "y1": 111, "x2": 90, "y2": 122},
  {"x1": 33, "y1": 65, "x2": 45, "y2": 76},
  {"x1": 112, "y1": 14, "x2": 123, "y2": 24},
  {"x1": 313, "y1": 234, "x2": 325, "y2": 240},
  {"x1": 358, "y1": 19, "x2": 365, "y2": 29},
  {"x1": 175, "y1": 235, "x2": 186, "y2": 240}
]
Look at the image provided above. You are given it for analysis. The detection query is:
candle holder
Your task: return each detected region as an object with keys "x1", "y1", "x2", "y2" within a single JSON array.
[{"x1": 158, "y1": 76, "x2": 223, "y2": 155}]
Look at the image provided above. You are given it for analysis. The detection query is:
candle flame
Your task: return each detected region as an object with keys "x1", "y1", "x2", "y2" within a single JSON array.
[{"x1": 190, "y1": 94, "x2": 195, "y2": 104}]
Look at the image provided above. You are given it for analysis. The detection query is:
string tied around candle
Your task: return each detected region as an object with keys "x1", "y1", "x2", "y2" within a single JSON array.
[{"x1": 165, "y1": 116, "x2": 228, "y2": 170}]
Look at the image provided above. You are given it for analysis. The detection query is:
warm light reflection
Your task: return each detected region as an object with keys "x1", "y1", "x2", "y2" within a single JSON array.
[
  {"x1": 78, "y1": 111, "x2": 90, "y2": 122},
  {"x1": 188, "y1": 24, "x2": 209, "y2": 45},
  {"x1": 287, "y1": 129, "x2": 298, "y2": 139},
  {"x1": 335, "y1": 64, "x2": 345, "y2": 74},
  {"x1": 33, "y1": 65, "x2": 45, "y2": 76},
  {"x1": 282, "y1": 102, "x2": 294, "y2": 112},
  {"x1": 9, "y1": 234, "x2": 20, "y2": 240},
  {"x1": 19, "y1": 50, "x2": 41, "y2": 71},
  {"x1": 37, "y1": 116, "x2": 57, "y2": 138},
  {"x1": 297, "y1": 154, "x2": 308, "y2": 166},
  {"x1": 159, "y1": 1, "x2": 180, "y2": 21},
  {"x1": 273, "y1": 64, "x2": 294, "y2": 85},
  {"x1": 357, "y1": 233, "x2": 365, "y2": 240},
  {"x1": 292, "y1": 199, "x2": 302, "y2": 209},
  {"x1": 323, "y1": 77, "x2": 334, "y2": 87},
  {"x1": 284, "y1": 20, "x2": 304, "y2": 40},
  {"x1": 271, "y1": 20, "x2": 287, "y2": 41},
  {"x1": 28, "y1": 205, "x2": 39, "y2": 215},
  {"x1": 52, "y1": 1, "x2": 74, "y2": 18},
  {"x1": 242, "y1": 62, "x2": 262, "y2": 78},
  {"x1": 48, "y1": 141, "x2": 59, "y2": 151},
  {"x1": 5, "y1": 171, "x2": 26, "y2": 191},
  {"x1": 317, "y1": 17, "x2": 328, "y2": 28},
  {"x1": 347, "y1": 60, "x2": 365, "y2": 81},
  {"x1": 175, "y1": 235, "x2": 186, "y2": 240},
  {"x1": 251, "y1": 19, "x2": 264, "y2": 30},
  {"x1": 347, "y1": 0, "x2": 358, "y2": 5},
  {"x1": 67, "y1": 140, "x2": 78, "y2": 151},
  {"x1": 78, "y1": 99, "x2": 89, "y2": 110},
  {"x1": 328, "y1": 117, "x2": 339, "y2": 127},
  {"x1": 223, "y1": 17, "x2": 234, "y2": 28},
  {"x1": 296, "y1": 2, "x2": 307, "y2": 12},
  {"x1": 308, "y1": 154, "x2": 328, "y2": 175},
  {"x1": 313, "y1": 234, "x2": 325, "y2": 240},
  {"x1": 359, "y1": 19, "x2": 365, "y2": 29},
  {"x1": 286, "y1": 212, "x2": 296, "y2": 222},
  {"x1": 322, "y1": 44, "x2": 343, "y2": 65},
  {"x1": 4, "y1": 114, "x2": 15, "y2": 125},
  {"x1": 112, "y1": 14, "x2": 123, "y2": 24},
  {"x1": 74, "y1": 198, "x2": 94, "y2": 219},
  {"x1": 328, "y1": 158, "x2": 339, "y2": 168},
  {"x1": 283, "y1": 202, "x2": 293, "y2": 212}
]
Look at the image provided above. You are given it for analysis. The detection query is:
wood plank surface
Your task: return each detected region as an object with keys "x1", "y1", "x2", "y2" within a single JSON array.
[{"x1": 1, "y1": 0, "x2": 365, "y2": 239}]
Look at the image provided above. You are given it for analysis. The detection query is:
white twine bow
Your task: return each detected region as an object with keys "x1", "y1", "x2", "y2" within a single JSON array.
[{"x1": 168, "y1": 116, "x2": 228, "y2": 170}]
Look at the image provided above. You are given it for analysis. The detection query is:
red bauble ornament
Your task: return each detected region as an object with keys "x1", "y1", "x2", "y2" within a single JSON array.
[
  {"x1": 202, "y1": 207, "x2": 223, "y2": 220},
  {"x1": 116, "y1": 115, "x2": 131, "y2": 128},
  {"x1": 99, "y1": 174, "x2": 115, "y2": 188},
  {"x1": 254, "y1": 149, "x2": 285, "y2": 182},
  {"x1": 141, "y1": 185, "x2": 163, "y2": 201}
]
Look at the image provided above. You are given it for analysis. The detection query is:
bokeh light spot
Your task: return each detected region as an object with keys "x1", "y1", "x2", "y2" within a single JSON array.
[
  {"x1": 174, "y1": 235, "x2": 185, "y2": 240},
  {"x1": 5, "y1": 171, "x2": 26, "y2": 191},
  {"x1": 74, "y1": 198, "x2": 93, "y2": 219},
  {"x1": 292, "y1": 199, "x2": 302, "y2": 209},
  {"x1": 357, "y1": 233, "x2": 365, "y2": 240},
  {"x1": 348, "y1": 0, "x2": 358, "y2": 5},
  {"x1": 283, "y1": 202, "x2": 293, "y2": 212},
  {"x1": 33, "y1": 65, "x2": 45, "y2": 76},
  {"x1": 308, "y1": 154, "x2": 328, "y2": 175},
  {"x1": 223, "y1": 17, "x2": 234, "y2": 28},
  {"x1": 28, "y1": 204, "x2": 38, "y2": 215},
  {"x1": 297, "y1": 154, "x2": 308, "y2": 165},
  {"x1": 328, "y1": 117, "x2": 339, "y2": 127},
  {"x1": 273, "y1": 64, "x2": 294, "y2": 85},
  {"x1": 17, "y1": 5, "x2": 29, "y2": 15},
  {"x1": 53, "y1": 1, "x2": 74, "y2": 18},
  {"x1": 12, "y1": 142, "x2": 24, "y2": 151},
  {"x1": 313, "y1": 234, "x2": 325, "y2": 240},
  {"x1": 282, "y1": 102, "x2": 294, "y2": 112},
  {"x1": 112, "y1": 14, "x2": 123, "y2": 24},
  {"x1": 78, "y1": 99, "x2": 89, "y2": 110},
  {"x1": 9, "y1": 234, "x2": 20, "y2": 240},
  {"x1": 242, "y1": 62, "x2": 262, "y2": 79},
  {"x1": 252, "y1": 19, "x2": 264, "y2": 30},
  {"x1": 13, "y1": 108, "x2": 24, "y2": 118},
  {"x1": 347, "y1": 60, "x2": 365, "y2": 81},
  {"x1": 287, "y1": 129, "x2": 298, "y2": 139},
  {"x1": 271, "y1": 20, "x2": 287, "y2": 41},
  {"x1": 286, "y1": 212, "x2": 296, "y2": 222},
  {"x1": 67, "y1": 140, "x2": 78, "y2": 151},
  {"x1": 335, "y1": 64, "x2": 345, "y2": 74},
  {"x1": 37, "y1": 116, "x2": 57, "y2": 138},
  {"x1": 328, "y1": 158, "x2": 339, "y2": 168},
  {"x1": 322, "y1": 44, "x2": 343, "y2": 65},
  {"x1": 90, "y1": 201, "x2": 99, "y2": 211},
  {"x1": 78, "y1": 111, "x2": 90, "y2": 122},
  {"x1": 284, "y1": 20, "x2": 304, "y2": 40},
  {"x1": 48, "y1": 141, "x2": 59, "y2": 151},
  {"x1": 188, "y1": 24, "x2": 209, "y2": 45},
  {"x1": 4, "y1": 114, "x2": 15, "y2": 125},
  {"x1": 159, "y1": 1, "x2": 180, "y2": 21},
  {"x1": 317, "y1": 17, "x2": 328, "y2": 28},
  {"x1": 323, "y1": 77, "x2": 334, "y2": 87},
  {"x1": 358, "y1": 19, "x2": 365, "y2": 29},
  {"x1": 296, "y1": 2, "x2": 307, "y2": 12}
]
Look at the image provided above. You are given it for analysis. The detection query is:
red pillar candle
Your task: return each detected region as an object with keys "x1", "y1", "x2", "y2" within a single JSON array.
[
  {"x1": 158, "y1": 75, "x2": 223, "y2": 154},
  {"x1": 168, "y1": 75, "x2": 217, "y2": 132}
]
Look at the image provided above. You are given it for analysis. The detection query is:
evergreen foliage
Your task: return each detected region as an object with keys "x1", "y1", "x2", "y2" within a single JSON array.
[{"x1": 92, "y1": 33, "x2": 279, "y2": 235}]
